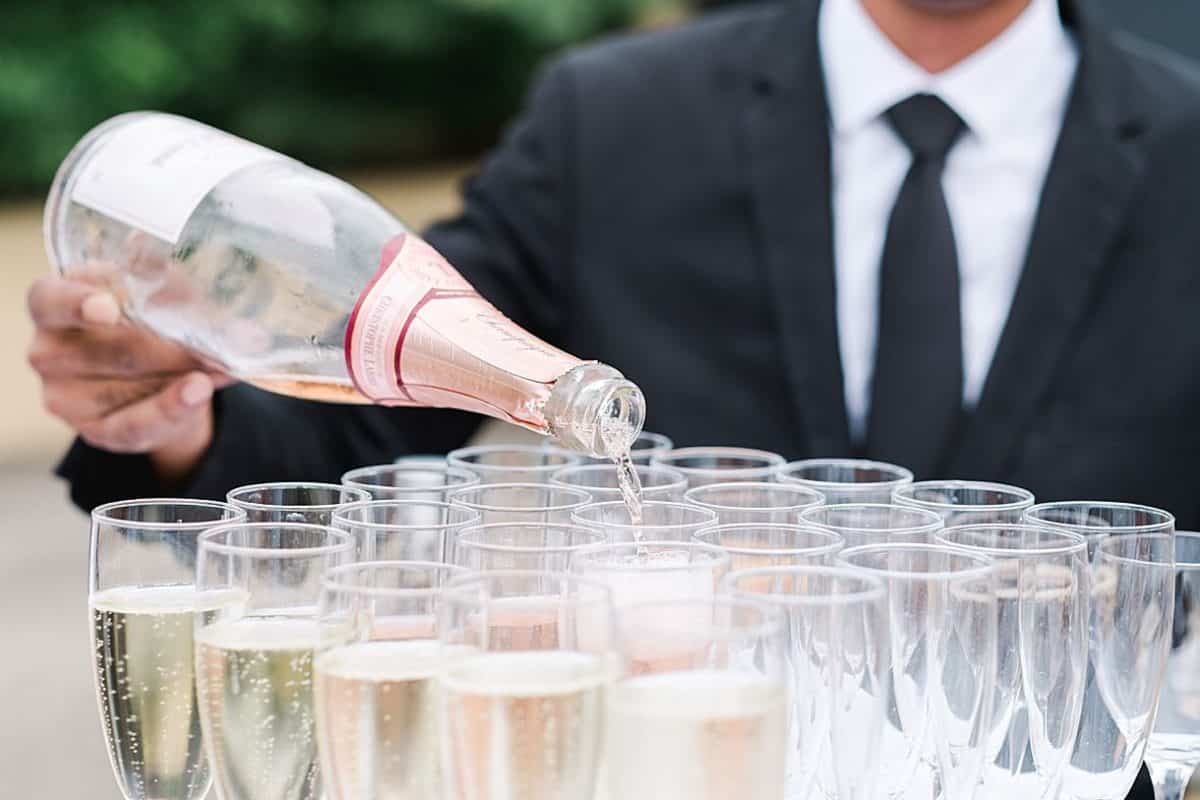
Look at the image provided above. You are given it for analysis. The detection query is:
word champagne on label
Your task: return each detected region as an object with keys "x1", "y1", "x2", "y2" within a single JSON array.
[
  {"x1": 45, "y1": 112, "x2": 644, "y2": 460},
  {"x1": 441, "y1": 650, "x2": 609, "y2": 800},
  {"x1": 90, "y1": 585, "x2": 243, "y2": 800},
  {"x1": 195, "y1": 617, "x2": 321, "y2": 800},
  {"x1": 606, "y1": 670, "x2": 788, "y2": 800},
  {"x1": 314, "y1": 640, "x2": 444, "y2": 800}
]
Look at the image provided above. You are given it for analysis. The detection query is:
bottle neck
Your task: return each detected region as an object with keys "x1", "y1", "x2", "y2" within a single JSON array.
[{"x1": 543, "y1": 364, "x2": 645, "y2": 459}]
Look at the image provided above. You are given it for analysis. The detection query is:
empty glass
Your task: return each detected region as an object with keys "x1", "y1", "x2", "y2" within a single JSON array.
[
  {"x1": 775, "y1": 458, "x2": 913, "y2": 505},
  {"x1": 894, "y1": 480, "x2": 1035, "y2": 526},
  {"x1": 89, "y1": 499, "x2": 246, "y2": 800},
  {"x1": 446, "y1": 443, "x2": 582, "y2": 483},
  {"x1": 551, "y1": 429, "x2": 674, "y2": 464},
  {"x1": 331, "y1": 500, "x2": 480, "y2": 562},
  {"x1": 226, "y1": 481, "x2": 370, "y2": 524},
  {"x1": 839, "y1": 543, "x2": 999, "y2": 800},
  {"x1": 551, "y1": 463, "x2": 689, "y2": 503},
  {"x1": 570, "y1": 540, "x2": 731, "y2": 611},
  {"x1": 314, "y1": 561, "x2": 468, "y2": 800},
  {"x1": 722, "y1": 566, "x2": 890, "y2": 800},
  {"x1": 937, "y1": 524, "x2": 1091, "y2": 800},
  {"x1": 606, "y1": 597, "x2": 789, "y2": 800},
  {"x1": 438, "y1": 571, "x2": 617, "y2": 799},
  {"x1": 1021, "y1": 502, "x2": 1177, "y2": 800},
  {"x1": 571, "y1": 500, "x2": 718, "y2": 543},
  {"x1": 194, "y1": 522, "x2": 354, "y2": 800},
  {"x1": 340, "y1": 462, "x2": 479, "y2": 501},
  {"x1": 683, "y1": 481, "x2": 826, "y2": 524},
  {"x1": 451, "y1": 522, "x2": 608, "y2": 572},
  {"x1": 1146, "y1": 532, "x2": 1200, "y2": 800},
  {"x1": 800, "y1": 503, "x2": 943, "y2": 549},
  {"x1": 446, "y1": 482, "x2": 593, "y2": 524},
  {"x1": 693, "y1": 523, "x2": 844, "y2": 571},
  {"x1": 650, "y1": 446, "x2": 786, "y2": 487}
]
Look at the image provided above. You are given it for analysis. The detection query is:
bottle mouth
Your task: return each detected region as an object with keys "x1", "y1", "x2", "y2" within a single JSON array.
[{"x1": 596, "y1": 381, "x2": 645, "y2": 459}]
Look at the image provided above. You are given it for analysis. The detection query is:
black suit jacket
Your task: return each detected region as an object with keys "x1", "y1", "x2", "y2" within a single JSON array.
[{"x1": 60, "y1": 0, "x2": 1200, "y2": 529}]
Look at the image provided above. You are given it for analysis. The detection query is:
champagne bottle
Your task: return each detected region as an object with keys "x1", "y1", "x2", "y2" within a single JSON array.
[{"x1": 43, "y1": 112, "x2": 644, "y2": 458}]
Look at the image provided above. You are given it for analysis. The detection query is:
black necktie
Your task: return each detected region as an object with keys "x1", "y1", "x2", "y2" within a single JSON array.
[{"x1": 865, "y1": 93, "x2": 966, "y2": 478}]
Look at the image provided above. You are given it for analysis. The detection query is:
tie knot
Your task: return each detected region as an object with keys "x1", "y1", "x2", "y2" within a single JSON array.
[{"x1": 886, "y1": 94, "x2": 966, "y2": 161}]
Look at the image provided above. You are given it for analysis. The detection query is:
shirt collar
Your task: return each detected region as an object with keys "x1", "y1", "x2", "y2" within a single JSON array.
[{"x1": 819, "y1": 0, "x2": 1077, "y2": 143}]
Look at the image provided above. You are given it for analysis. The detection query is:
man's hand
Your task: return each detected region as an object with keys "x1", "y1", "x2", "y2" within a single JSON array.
[{"x1": 27, "y1": 269, "x2": 229, "y2": 483}]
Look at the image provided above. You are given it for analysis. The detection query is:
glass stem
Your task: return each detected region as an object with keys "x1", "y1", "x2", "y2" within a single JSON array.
[{"x1": 1147, "y1": 760, "x2": 1196, "y2": 800}]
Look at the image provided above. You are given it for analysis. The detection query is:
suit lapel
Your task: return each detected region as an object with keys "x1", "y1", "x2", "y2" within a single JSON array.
[
  {"x1": 741, "y1": 0, "x2": 852, "y2": 456},
  {"x1": 947, "y1": 7, "x2": 1149, "y2": 479}
]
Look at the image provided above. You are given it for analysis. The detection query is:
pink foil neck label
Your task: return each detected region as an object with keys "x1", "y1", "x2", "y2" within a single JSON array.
[{"x1": 344, "y1": 233, "x2": 581, "y2": 425}]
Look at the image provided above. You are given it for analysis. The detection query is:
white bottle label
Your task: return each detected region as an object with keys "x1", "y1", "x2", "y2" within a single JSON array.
[{"x1": 71, "y1": 114, "x2": 284, "y2": 244}]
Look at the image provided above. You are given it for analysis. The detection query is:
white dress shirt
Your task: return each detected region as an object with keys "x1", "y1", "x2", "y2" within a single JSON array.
[{"x1": 819, "y1": 0, "x2": 1079, "y2": 443}]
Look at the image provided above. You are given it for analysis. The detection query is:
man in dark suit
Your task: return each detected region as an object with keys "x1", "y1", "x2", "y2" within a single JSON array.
[{"x1": 28, "y1": 0, "x2": 1200, "y2": 528}]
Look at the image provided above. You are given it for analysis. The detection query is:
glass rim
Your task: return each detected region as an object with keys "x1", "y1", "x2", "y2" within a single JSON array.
[
  {"x1": 331, "y1": 499, "x2": 482, "y2": 530},
  {"x1": 447, "y1": 443, "x2": 580, "y2": 470},
  {"x1": 441, "y1": 569, "x2": 615, "y2": 607},
  {"x1": 1175, "y1": 531, "x2": 1200, "y2": 570},
  {"x1": 454, "y1": 522, "x2": 608, "y2": 554},
  {"x1": 570, "y1": 539, "x2": 732, "y2": 573},
  {"x1": 893, "y1": 480, "x2": 1035, "y2": 511},
  {"x1": 571, "y1": 500, "x2": 719, "y2": 531},
  {"x1": 1023, "y1": 501, "x2": 1176, "y2": 534},
  {"x1": 936, "y1": 523, "x2": 1088, "y2": 557},
  {"x1": 197, "y1": 521, "x2": 355, "y2": 557},
  {"x1": 91, "y1": 498, "x2": 246, "y2": 530},
  {"x1": 722, "y1": 564, "x2": 888, "y2": 606},
  {"x1": 226, "y1": 481, "x2": 371, "y2": 512},
  {"x1": 615, "y1": 595, "x2": 786, "y2": 641},
  {"x1": 838, "y1": 542, "x2": 996, "y2": 580},
  {"x1": 775, "y1": 458, "x2": 914, "y2": 489},
  {"x1": 628, "y1": 431, "x2": 674, "y2": 452},
  {"x1": 799, "y1": 503, "x2": 944, "y2": 535},
  {"x1": 1095, "y1": 531, "x2": 1177, "y2": 567},
  {"x1": 693, "y1": 523, "x2": 844, "y2": 557},
  {"x1": 340, "y1": 463, "x2": 480, "y2": 490},
  {"x1": 322, "y1": 559, "x2": 471, "y2": 596},
  {"x1": 683, "y1": 481, "x2": 826, "y2": 510},
  {"x1": 550, "y1": 462, "x2": 688, "y2": 490},
  {"x1": 650, "y1": 446, "x2": 786, "y2": 475},
  {"x1": 446, "y1": 482, "x2": 593, "y2": 512}
]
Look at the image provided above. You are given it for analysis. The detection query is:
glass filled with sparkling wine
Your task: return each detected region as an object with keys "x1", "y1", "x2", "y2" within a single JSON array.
[
  {"x1": 193, "y1": 522, "x2": 354, "y2": 800},
  {"x1": 313, "y1": 560, "x2": 469, "y2": 800},
  {"x1": 89, "y1": 498, "x2": 247, "y2": 800},
  {"x1": 438, "y1": 571, "x2": 619, "y2": 800}
]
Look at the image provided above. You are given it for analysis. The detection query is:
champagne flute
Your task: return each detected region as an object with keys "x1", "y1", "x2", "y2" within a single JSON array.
[
  {"x1": 1023, "y1": 502, "x2": 1176, "y2": 800},
  {"x1": 194, "y1": 522, "x2": 353, "y2": 800},
  {"x1": 447, "y1": 444, "x2": 582, "y2": 484},
  {"x1": 331, "y1": 499, "x2": 480, "y2": 561},
  {"x1": 938, "y1": 524, "x2": 1091, "y2": 799},
  {"x1": 226, "y1": 481, "x2": 370, "y2": 524},
  {"x1": 551, "y1": 463, "x2": 689, "y2": 503},
  {"x1": 570, "y1": 500, "x2": 718, "y2": 543},
  {"x1": 839, "y1": 543, "x2": 999, "y2": 800},
  {"x1": 90, "y1": 499, "x2": 246, "y2": 800},
  {"x1": 606, "y1": 596, "x2": 789, "y2": 800},
  {"x1": 446, "y1": 482, "x2": 593, "y2": 524},
  {"x1": 722, "y1": 566, "x2": 890, "y2": 800},
  {"x1": 894, "y1": 481, "x2": 1035, "y2": 526},
  {"x1": 683, "y1": 481, "x2": 826, "y2": 524},
  {"x1": 451, "y1": 522, "x2": 607, "y2": 571},
  {"x1": 314, "y1": 561, "x2": 469, "y2": 800},
  {"x1": 438, "y1": 571, "x2": 618, "y2": 800},
  {"x1": 693, "y1": 523, "x2": 845, "y2": 570},
  {"x1": 775, "y1": 458, "x2": 913, "y2": 505},
  {"x1": 341, "y1": 463, "x2": 480, "y2": 501},
  {"x1": 650, "y1": 446, "x2": 786, "y2": 487},
  {"x1": 1145, "y1": 532, "x2": 1200, "y2": 800},
  {"x1": 800, "y1": 503, "x2": 943, "y2": 549}
]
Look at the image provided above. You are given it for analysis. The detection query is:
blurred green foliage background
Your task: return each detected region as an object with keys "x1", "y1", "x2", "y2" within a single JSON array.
[{"x1": 0, "y1": 0, "x2": 671, "y2": 196}]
